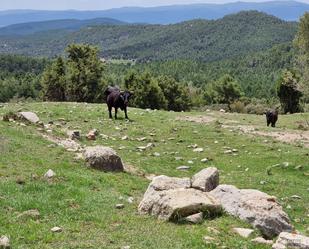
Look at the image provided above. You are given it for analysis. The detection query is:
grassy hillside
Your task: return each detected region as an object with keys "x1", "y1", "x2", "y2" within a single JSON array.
[
  {"x1": 0, "y1": 102, "x2": 308, "y2": 248},
  {"x1": 0, "y1": 11, "x2": 297, "y2": 62}
]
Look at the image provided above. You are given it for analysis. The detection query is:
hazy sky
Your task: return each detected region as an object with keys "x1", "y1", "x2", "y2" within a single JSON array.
[{"x1": 1, "y1": 0, "x2": 309, "y2": 10}]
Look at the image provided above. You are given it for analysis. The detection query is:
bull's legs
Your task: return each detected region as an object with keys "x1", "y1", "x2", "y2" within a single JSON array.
[
  {"x1": 271, "y1": 122, "x2": 276, "y2": 128},
  {"x1": 115, "y1": 108, "x2": 118, "y2": 119},
  {"x1": 108, "y1": 106, "x2": 113, "y2": 119},
  {"x1": 124, "y1": 107, "x2": 129, "y2": 119}
]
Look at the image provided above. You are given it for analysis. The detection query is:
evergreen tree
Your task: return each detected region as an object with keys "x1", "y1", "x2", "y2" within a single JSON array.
[
  {"x1": 42, "y1": 57, "x2": 66, "y2": 101},
  {"x1": 277, "y1": 70, "x2": 302, "y2": 114},
  {"x1": 66, "y1": 44, "x2": 104, "y2": 102}
]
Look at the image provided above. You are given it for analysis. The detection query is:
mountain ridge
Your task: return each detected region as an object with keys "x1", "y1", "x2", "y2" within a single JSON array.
[{"x1": 0, "y1": 0, "x2": 308, "y2": 27}]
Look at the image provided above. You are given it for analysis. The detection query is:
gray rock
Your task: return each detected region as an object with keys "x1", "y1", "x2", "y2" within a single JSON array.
[
  {"x1": 17, "y1": 112, "x2": 40, "y2": 124},
  {"x1": 139, "y1": 188, "x2": 221, "y2": 221},
  {"x1": 210, "y1": 185, "x2": 293, "y2": 238},
  {"x1": 51, "y1": 227, "x2": 62, "y2": 233},
  {"x1": 232, "y1": 227, "x2": 254, "y2": 238},
  {"x1": 67, "y1": 130, "x2": 81, "y2": 140},
  {"x1": 184, "y1": 212, "x2": 204, "y2": 224},
  {"x1": 0, "y1": 236, "x2": 10, "y2": 248},
  {"x1": 191, "y1": 167, "x2": 219, "y2": 192},
  {"x1": 272, "y1": 232, "x2": 309, "y2": 249},
  {"x1": 177, "y1": 166, "x2": 190, "y2": 171},
  {"x1": 44, "y1": 169, "x2": 55, "y2": 179},
  {"x1": 83, "y1": 146, "x2": 124, "y2": 172},
  {"x1": 251, "y1": 237, "x2": 273, "y2": 245},
  {"x1": 116, "y1": 204, "x2": 125, "y2": 209}
]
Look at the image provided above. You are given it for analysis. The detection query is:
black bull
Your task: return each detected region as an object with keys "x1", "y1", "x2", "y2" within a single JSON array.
[
  {"x1": 266, "y1": 110, "x2": 278, "y2": 127},
  {"x1": 105, "y1": 87, "x2": 133, "y2": 119}
]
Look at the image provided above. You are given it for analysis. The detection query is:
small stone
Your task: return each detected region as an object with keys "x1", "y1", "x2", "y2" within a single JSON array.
[
  {"x1": 0, "y1": 235, "x2": 10, "y2": 248},
  {"x1": 193, "y1": 148, "x2": 204, "y2": 153},
  {"x1": 251, "y1": 237, "x2": 273, "y2": 245},
  {"x1": 188, "y1": 160, "x2": 194, "y2": 164},
  {"x1": 121, "y1": 136, "x2": 128, "y2": 140},
  {"x1": 175, "y1": 157, "x2": 183, "y2": 161},
  {"x1": 203, "y1": 236, "x2": 216, "y2": 244},
  {"x1": 224, "y1": 150, "x2": 233, "y2": 154},
  {"x1": 290, "y1": 195, "x2": 301, "y2": 200},
  {"x1": 122, "y1": 246, "x2": 130, "y2": 249},
  {"x1": 153, "y1": 152, "x2": 161, "y2": 157},
  {"x1": 220, "y1": 109, "x2": 226, "y2": 113},
  {"x1": 201, "y1": 158, "x2": 209, "y2": 163},
  {"x1": 116, "y1": 204, "x2": 125, "y2": 209},
  {"x1": 176, "y1": 166, "x2": 190, "y2": 171},
  {"x1": 184, "y1": 212, "x2": 203, "y2": 224},
  {"x1": 137, "y1": 137, "x2": 147, "y2": 141},
  {"x1": 51, "y1": 227, "x2": 62, "y2": 233},
  {"x1": 232, "y1": 149, "x2": 238, "y2": 153},
  {"x1": 127, "y1": 197, "x2": 134, "y2": 204},
  {"x1": 232, "y1": 228, "x2": 254, "y2": 238},
  {"x1": 16, "y1": 177, "x2": 25, "y2": 185},
  {"x1": 44, "y1": 169, "x2": 55, "y2": 179}
]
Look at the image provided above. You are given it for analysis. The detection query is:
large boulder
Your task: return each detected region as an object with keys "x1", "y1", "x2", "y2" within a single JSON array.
[
  {"x1": 191, "y1": 167, "x2": 219, "y2": 192},
  {"x1": 17, "y1": 112, "x2": 40, "y2": 124},
  {"x1": 210, "y1": 185, "x2": 292, "y2": 238},
  {"x1": 138, "y1": 175, "x2": 221, "y2": 221},
  {"x1": 140, "y1": 188, "x2": 221, "y2": 221},
  {"x1": 83, "y1": 146, "x2": 124, "y2": 172},
  {"x1": 272, "y1": 232, "x2": 309, "y2": 249}
]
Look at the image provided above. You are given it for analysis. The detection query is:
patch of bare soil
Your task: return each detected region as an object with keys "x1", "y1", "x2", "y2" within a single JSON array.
[
  {"x1": 177, "y1": 115, "x2": 216, "y2": 124},
  {"x1": 222, "y1": 124, "x2": 309, "y2": 148}
]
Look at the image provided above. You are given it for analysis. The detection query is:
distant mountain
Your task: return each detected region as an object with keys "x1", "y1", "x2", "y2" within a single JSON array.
[
  {"x1": 0, "y1": 1, "x2": 308, "y2": 27},
  {"x1": 0, "y1": 18, "x2": 125, "y2": 36},
  {"x1": 0, "y1": 11, "x2": 298, "y2": 62}
]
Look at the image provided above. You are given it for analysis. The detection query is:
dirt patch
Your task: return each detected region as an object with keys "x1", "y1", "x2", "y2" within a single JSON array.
[
  {"x1": 222, "y1": 125, "x2": 309, "y2": 148},
  {"x1": 177, "y1": 115, "x2": 216, "y2": 124}
]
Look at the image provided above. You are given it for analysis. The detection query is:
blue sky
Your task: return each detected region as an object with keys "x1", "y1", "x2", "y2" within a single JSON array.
[{"x1": 1, "y1": 0, "x2": 309, "y2": 10}]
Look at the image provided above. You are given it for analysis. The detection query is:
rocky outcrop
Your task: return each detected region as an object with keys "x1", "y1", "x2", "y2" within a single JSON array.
[
  {"x1": 191, "y1": 167, "x2": 219, "y2": 192},
  {"x1": 272, "y1": 232, "x2": 309, "y2": 249},
  {"x1": 138, "y1": 175, "x2": 221, "y2": 221},
  {"x1": 83, "y1": 146, "x2": 124, "y2": 172},
  {"x1": 210, "y1": 185, "x2": 292, "y2": 238},
  {"x1": 17, "y1": 112, "x2": 40, "y2": 124}
]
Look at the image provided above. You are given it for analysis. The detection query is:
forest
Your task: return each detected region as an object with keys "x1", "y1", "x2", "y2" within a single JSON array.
[{"x1": 0, "y1": 11, "x2": 308, "y2": 114}]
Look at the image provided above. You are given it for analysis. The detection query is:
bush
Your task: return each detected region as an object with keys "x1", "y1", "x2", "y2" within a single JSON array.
[{"x1": 230, "y1": 101, "x2": 246, "y2": 113}]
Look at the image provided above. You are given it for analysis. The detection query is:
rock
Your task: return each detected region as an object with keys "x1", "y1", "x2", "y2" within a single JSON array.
[
  {"x1": 17, "y1": 209, "x2": 40, "y2": 220},
  {"x1": 0, "y1": 236, "x2": 10, "y2": 248},
  {"x1": 184, "y1": 212, "x2": 204, "y2": 224},
  {"x1": 175, "y1": 157, "x2": 183, "y2": 161},
  {"x1": 16, "y1": 177, "x2": 25, "y2": 185},
  {"x1": 17, "y1": 112, "x2": 39, "y2": 124},
  {"x1": 127, "y1": 197, "x2": 134, "y2": 204},
  {"x1": 232, "y1": 228, "x2": 254, "y2": 238},
  {"x1": 224, "y1": 150, "x2": 233, "y2": 154},
  {"x1": 193, "y1": 148, "x2": 204, "y2": 153},
  {"x1": 153, "y1": 152, "x2": 161, "y2": 157},
  {"x1": 121, "y1": 136, "x2": 128, "y2": 140},
  {"x1": 290, "y1": 195, "x2": 302, "y2": 200},
  {"x1": 203, "y1": 236, "x2": 216, "y2": 244},
  {"x1": 83, "y1": 146, "x2": 124, "y2": 172},
  {"x1": 139, "y1": 183, "x2": 221, "y2": 221},
  {"x1": 44, "y1": 169, "x2": 55, "y2": 179},
  {"x1": 176, "y1": 166, "x2": 190, "y2": 171},
  {"x1": 116, "y1": 204, "x2": 125, "y2": 209},
  {"x1": 220, "y1": 109, "x2": 226, "y2": 113},
  {"x1": 67, "y1": 130, "x2": 81, "y2": 140},
  {"x1": 210, "y1": 185, "x2": 293, "y2": 238},
  {"x1": 87, "y1": 129, "x2": 98, "y2": 140},
  {"x1": 191, "y1": 167, "x2": 219, "y2": 192},
  {"x1": 207, "y1": 227, "x2": 220, "y2": 235},
  {"x1": 251, "y1": 237, "x2": 273, "y2": 245},
  {"x1": 272, "y1": 232, "x2": 309, "y2": 249},
  {"x1": 122, "y1": 246, "x2": 130, "y2": 249},
  {"x1": 201, "y1": 158, "x2": 209, "y2": 163},
  {"x1": 51, "y1": 227, "x2": 62, "y2": 233}
]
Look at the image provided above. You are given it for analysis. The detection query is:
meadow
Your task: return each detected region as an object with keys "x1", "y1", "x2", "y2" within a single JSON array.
[{"x1": 0, "y1": 102, "x2": 308, "y2": 249}]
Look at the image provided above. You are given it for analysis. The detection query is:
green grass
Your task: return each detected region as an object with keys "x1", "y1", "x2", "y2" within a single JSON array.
[{"x1": 0, "y1": 102, "x2": 308, "y2": 249}]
